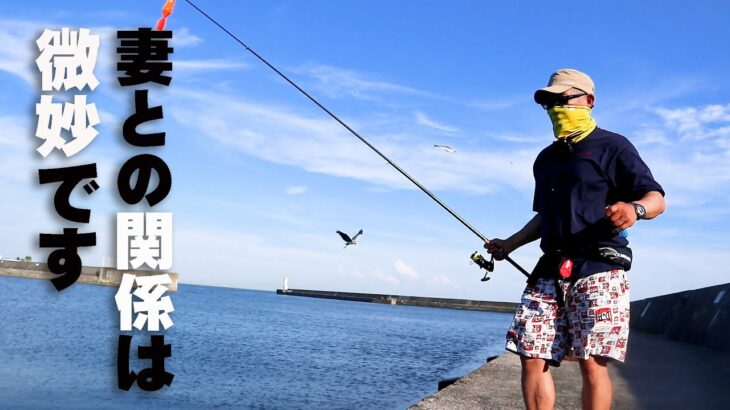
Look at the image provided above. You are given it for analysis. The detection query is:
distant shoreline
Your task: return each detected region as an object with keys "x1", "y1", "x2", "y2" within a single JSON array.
[
  {"x1": 277, "y1": 288, "x2": 519, "y2": 313},
  {"x1": 0, "y1": 259, "x2": 179, "y2": 291}
]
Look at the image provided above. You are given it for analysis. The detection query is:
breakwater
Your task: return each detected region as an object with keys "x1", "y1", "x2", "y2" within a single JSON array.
[
  {"x1": 631, "y1": 282, "x2": 729, "y2": 352},
  {"x1": 0, "y1": 259, "x2": 179, "y2": 291},
  {"x1": 276, "y1": 288, "x2": 519, "y2": 313}
]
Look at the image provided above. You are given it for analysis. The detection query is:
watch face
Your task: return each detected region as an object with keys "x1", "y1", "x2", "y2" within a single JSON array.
[{"x1": 634, "y1": 203, "x2": 646, "y2": 219}]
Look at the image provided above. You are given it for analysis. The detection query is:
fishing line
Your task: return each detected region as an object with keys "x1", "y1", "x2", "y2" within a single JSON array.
[{"x1": 183, "y1": 0, "x2": 530, "y2": 278}]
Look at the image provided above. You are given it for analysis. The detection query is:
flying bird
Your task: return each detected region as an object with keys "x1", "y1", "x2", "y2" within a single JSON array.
[
  {"x1": 337, "y1": 229, "x2": 363, "y2": 248},
  {"x1": 434, "y1": 144, "x2": 455, "y2": 153}
]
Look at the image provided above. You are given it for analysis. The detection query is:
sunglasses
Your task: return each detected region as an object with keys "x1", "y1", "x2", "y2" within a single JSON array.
[{"x1": 541, "y1": 92, "x2": 587, "y2": 110}]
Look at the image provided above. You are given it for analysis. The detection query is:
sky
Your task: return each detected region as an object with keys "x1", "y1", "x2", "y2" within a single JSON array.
[{"x1": 0, "y1": 0, "x2": 728, "y2": 302}]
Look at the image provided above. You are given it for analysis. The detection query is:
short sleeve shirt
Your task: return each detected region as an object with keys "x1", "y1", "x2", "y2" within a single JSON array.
[{"x1": 532, "y1": 127, "x2": 664, "y2": 279}]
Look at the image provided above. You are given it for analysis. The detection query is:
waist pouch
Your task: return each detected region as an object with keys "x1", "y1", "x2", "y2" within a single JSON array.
[
  {"x1": 528, "y1": 246, "x2": 632, "y2": 285},
  {"x1": 597, "y1": 246, "x2": 632, "y2": 271}
]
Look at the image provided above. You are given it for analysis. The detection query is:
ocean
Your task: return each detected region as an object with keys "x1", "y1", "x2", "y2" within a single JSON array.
[{"x1": 0, "y1": 276, "x2": 512, "y2": 409}]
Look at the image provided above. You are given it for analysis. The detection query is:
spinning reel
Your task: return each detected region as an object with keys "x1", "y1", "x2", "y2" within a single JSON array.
[{"x1": 470, "y1": 251, "x2": 495, "y2": 282}]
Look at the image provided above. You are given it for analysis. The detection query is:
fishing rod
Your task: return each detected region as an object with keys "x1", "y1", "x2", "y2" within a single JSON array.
[{"x1": 182, "y1": 0, "x2": 531, "y2": 279}]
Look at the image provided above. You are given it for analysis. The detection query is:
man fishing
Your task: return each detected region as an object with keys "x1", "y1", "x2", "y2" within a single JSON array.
[{"x1": 486, "y1": 68, "x2": 666, "y2": 410}]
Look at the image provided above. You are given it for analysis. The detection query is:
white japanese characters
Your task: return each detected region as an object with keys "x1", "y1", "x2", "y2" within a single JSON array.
[
  {"x1": 35, "y1": 28, "x2": 100, "y2": 158},
  {"x1": 115, "y1": 273, "x2": 175, "y2": 332},
  {"x1": 35, "y1": 28, "x2": 99, "y2": 91},
  {"x1": 117, "y1": 212, "x2": 173, "y2": 270},
  {"x1": 35, "y1": 95, "x2": 100, "y2": 157}
]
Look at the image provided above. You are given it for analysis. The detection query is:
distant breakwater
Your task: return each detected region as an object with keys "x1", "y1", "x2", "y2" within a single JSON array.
[
  {"x1": 276, "y1": 288, "x2": 519, "y2": 313},
  {"x1": 0, "y1": 259, "x2": 179, "y2": 291}
]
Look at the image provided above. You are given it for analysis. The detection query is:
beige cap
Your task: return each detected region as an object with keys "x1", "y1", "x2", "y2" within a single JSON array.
[{"x1": 534, "y1": 69, "x2": 595, "y2": 104}]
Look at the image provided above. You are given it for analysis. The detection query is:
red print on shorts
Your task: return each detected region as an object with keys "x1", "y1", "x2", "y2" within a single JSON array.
[
  {"x1": 596, "y1": 308, "x2": 612, "y2": 322},
  {"x1": 505, "y1": 271, "x2": 630, "y2": 364}
]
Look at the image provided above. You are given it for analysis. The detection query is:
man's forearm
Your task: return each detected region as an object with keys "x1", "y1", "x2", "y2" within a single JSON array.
[{"x1": 634, "y1": 191, "x2": 666, "y2": 220}]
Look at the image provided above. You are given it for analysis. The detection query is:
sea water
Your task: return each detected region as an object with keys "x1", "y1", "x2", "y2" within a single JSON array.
[{"x1": 0, "y1": 276, "x2": 512, "y2": 409}]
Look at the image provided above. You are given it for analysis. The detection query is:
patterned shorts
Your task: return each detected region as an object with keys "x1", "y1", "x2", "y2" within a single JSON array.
[{"x1": 505, "y1": 269, "x2": 630, "y2": 366}]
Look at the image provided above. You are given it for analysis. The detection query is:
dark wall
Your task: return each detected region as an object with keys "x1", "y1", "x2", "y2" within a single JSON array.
[{"x1": 631, "y1": 283, "x2": 730, "y2": 352}]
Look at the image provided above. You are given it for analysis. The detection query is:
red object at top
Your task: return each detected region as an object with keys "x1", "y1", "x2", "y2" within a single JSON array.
[{"x1": 155, "y1": 0, "x2": 176, "y2": 30}]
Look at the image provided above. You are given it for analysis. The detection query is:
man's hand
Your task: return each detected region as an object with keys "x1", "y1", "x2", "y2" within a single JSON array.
[
  {"x1": 605, "y1": 202, "x2": 637, "y2": 231},
  {"x1": 484, "y1": 238, "x2": 513, "y2": 261}
]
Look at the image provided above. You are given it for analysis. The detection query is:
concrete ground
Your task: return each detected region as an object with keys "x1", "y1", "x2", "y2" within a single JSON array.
[{"x1": 410, "y1": 331, "x2": 730, "y2": 409}]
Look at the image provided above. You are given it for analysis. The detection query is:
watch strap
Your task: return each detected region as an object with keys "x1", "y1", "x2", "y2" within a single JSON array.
[{"x1": 631, "y1": 202, "x2": 646, "y2": 220}]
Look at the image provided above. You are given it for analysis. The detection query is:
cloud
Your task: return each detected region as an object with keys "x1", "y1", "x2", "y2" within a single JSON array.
[
  {"x1": 337, "y1": 265, "x2": 365, "y2": 280},
  {"x1": 172, "y1": 27, "x2": 203, "y2": 47},
  {"x1": 0, "y1": 20, "x2": 41, "y2": 85},
  {"x1": 285, "y1": 185, "x2": 308, "y2": 195},
  {"x1": 637, "y1": 102, "x2": 730, "y2": 213},
  {"x1": 393, "y1": 259, "x2": 418, "y2": 278},
  {"x1": 175, "y1": 59, "x2": 251, "y2": 72},
  {"x1": 491, "y1": 133, "x2": 546, "y2": 144},
  {"x1": 0, "y1": 115, "x2": 26, "y2": 146},
  {"x1": 167, "y1": 88, "x2": 536, "y2": 195},
  {"x1": 429, "y1": 274, "x2": 461, "y2": 289},
  {"x1": 0, "y1": 20, "x2": 124, "y2": 93},
  {"x1": 293, "y1": 62, "x2": 441, "y2": 101},
  {"x1": 467, "y1": 97, "x2": 524, "y2": 111},
  {"x1": 375, "y1": 269, "x2": 400, "y2": 286},
  {"x1": 653, "y1": 104, "x2": 730, "y2": 142},
  {"x1": 415, "y1": 111, "x2": 458, "y2": 134}
]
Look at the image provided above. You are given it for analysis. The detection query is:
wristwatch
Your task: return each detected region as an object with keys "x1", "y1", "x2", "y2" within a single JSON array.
[{"x1": 631, "y1": 202, "x2": 647, "y2": 220}]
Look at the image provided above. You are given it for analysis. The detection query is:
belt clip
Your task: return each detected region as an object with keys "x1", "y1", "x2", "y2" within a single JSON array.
[{"x1": 559, "y1": 257, "x2": 573, "y2": 279}]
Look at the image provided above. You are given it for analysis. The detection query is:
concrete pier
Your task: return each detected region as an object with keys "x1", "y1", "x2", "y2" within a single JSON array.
[
  {"x1": 411, "y1": 330, "x2": 730, "y2": 409},
  {"x1": 0, "y1": 259, "x2": 179, "y2": 291},
  {"x1": 276, "y1": 288, "x2": 519, "y2": 313},
  {"x1": 411, "y1": 282, "x2": 730, "y2": 409}
]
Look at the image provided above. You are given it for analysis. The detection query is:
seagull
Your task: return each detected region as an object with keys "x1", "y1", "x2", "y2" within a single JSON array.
[
  {"x1": 337, "y1": 229, "x2": 363, "y2": 248},
  {"x1": 434, "y1": 144, "x2": 455, "y2": 153}
]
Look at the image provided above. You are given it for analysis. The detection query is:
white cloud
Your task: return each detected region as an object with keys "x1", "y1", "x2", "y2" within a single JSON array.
[
  {"x1": 293, "y1": 62, "x2": 441, "y2": 101},
  {"x1": 285, "y1": 185, "x2": 308, "y2": 195},
  {"x1": 638, "y1": 102, "x2": 730, "y2": 214},
  {"x1": 175, "y1": 59, "x2": 251, "y2": 71},
  {"x1": 415, "y1": 111, "x2": 458, "y2": 134},
  {"x1": 337, "y1": 265, "x2": 365, "y2": 280},
  {"x1": 491, "y1": 133, "x2": 546, "y2": 144},
  {"x1": 393, "y1": 259, "x2": 418, "y2": 278},
  {"x1": 0, "y1": 116, "x2": 26, "y2": 146},
  {"x1": 0, "y1": 20, "x2": 41, "y2": 85},
  {"x1": 467, "y1": 97, "x2": 524, "y2": 111},
  {"x1": 375, "y1": 269, "x2": 400, "y2": 286},
  {"x1": 172, "y1": 27, "x2": 203, "y2": 47},
  {"x1": 429, "y1": 274, "x2": 462, "y2": 289},
  {"x1": 654, "y1": 104, "x2": 730, "y2": 141},
  {"x1": 167, "y1": 88, "x2": 535, "y2": 195},
  {"x1": 0, "y1": 21, "x2": 122, "y2": 93}
]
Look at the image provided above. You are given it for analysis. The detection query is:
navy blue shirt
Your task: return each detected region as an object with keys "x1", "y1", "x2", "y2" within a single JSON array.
[{"x1": 531, "y1": 127, "x2": 664, "y2": 279}]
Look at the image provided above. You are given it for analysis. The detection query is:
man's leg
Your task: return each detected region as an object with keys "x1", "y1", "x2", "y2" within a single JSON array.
[
  {"x1": 506, "y1": 278, "x2": 568, "y2": 410},
  {"x1": 566, "y1": 270, "x2": 630, "y2": 409},
  {"x1": 578, "y1": 356, "x2": 611, "y2": 410},
  {"x1": 521, "y1": 357, "x2": 555, "y2": 410}
]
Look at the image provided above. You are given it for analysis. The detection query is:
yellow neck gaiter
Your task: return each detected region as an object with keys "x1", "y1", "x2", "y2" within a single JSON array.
[{"x1": 548, "y1": 106, "x2": 597, "y2": 144}]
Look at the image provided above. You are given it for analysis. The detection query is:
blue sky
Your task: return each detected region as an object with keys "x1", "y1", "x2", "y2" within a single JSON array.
[{"x1": 0, "y1": 1, "x2": 728, "y2": 301}]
